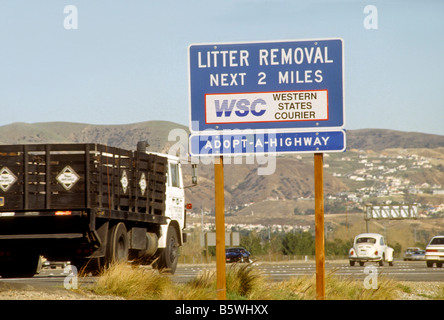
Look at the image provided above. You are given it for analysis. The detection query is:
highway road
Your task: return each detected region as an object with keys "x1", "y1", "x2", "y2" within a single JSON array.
[
  {"x1": 0, "y1": 260, "x2": 442, "y2": 290},
  {"x1": 173, "y1": 260, "x2": 444, "y2": 283}
]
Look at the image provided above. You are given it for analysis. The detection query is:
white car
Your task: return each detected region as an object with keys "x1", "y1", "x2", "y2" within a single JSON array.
[
  {"x1": 348, "y1": 233, "x2": 394, "y2": 266},
  {"x1": 425, "y1": 235, "x2": 444, "y2": 268}
]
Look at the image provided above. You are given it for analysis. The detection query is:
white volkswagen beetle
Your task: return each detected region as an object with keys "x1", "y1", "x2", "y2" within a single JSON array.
[{"x1": 349, "y1": 233, "x2": 394, "y2": 266}]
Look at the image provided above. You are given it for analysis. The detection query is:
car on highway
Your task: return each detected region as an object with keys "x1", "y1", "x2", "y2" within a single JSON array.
[
  {"x1": 403, "y1": 247, "x2": 425, "y2": 261},
  {"x1": 425, "y1": 235, "x2": 444, "y2": 268},
  {"x1": 225, "y1": 247, "x2": 250, "y2": 263},
  {"x1": 348, "y1": 233, "x2": 394, "y2": 266}
]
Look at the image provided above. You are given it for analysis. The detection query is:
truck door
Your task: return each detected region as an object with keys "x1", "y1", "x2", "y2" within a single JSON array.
[{"x1": 166, "y1": 159, "x2": 185, "y2": 229}]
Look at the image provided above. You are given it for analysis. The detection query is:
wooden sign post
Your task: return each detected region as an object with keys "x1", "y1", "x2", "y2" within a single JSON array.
[
  {"x1": 214, "y1": 156, "x2": 226, "y2": 300},
  {"x1": 314, "y1": 153, "x2": 325, "y2": 300}
]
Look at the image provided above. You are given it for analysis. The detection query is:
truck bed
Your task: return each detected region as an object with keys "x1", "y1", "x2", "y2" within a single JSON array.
[{"x1": 0, "y1": 143, "x2": 167, "y2": 219}]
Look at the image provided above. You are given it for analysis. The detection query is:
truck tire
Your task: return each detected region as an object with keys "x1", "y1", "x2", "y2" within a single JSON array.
[
  {"x1": 106, "y1": 222, "x2": 129, "y2": 265},
  {"x1": 73, "y1": 223, "x2": 129, "y2": 274},
  {"x1": 0, "y1": 253, "x2": 40, "y2": 278},
  {"x1": 155, "y1": 226, "x2": 179, "y2": 274}
]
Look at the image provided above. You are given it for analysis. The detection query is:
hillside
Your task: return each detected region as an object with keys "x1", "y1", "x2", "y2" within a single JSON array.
[
  {"x1": 0, "y1": 121, "x2": 186, "y2": 153},
  {"x1": 1, "y1": 122, "x2": 444, "y2": 152},
  {"x1": 347, "y1": 129, "x2": 444, "y2": 151},
  {"x1": 202, "y1": 157, "x2": 349, "y2": 205},
  {"x1": 0, "y1": 121, "x2": 443, "y2": 214}
]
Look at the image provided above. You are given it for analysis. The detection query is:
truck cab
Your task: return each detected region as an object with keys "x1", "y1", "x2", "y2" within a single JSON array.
[{"x1": 153, "y1": 153, "x2": 187, "y2": 273}]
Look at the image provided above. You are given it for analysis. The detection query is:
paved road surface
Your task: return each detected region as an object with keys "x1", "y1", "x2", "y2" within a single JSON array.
[
  {"x1": 0, "y1": 260, "x2": 442, "y2": 289},
  {"x1": 173, "y1": 260, "x2": 444, "y2": 283}
]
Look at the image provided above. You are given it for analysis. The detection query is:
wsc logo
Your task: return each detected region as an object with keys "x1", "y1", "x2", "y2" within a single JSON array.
[{"x1": 214, "y1": 98, "x2": 267, "y2": 118}]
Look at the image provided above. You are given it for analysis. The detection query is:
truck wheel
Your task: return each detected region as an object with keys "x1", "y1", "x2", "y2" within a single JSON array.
[
  {"x1": 156, "y1": 226, "x2": 179, "y2": 274},
  {"x1": 106, "y1": 222, "x2": 129, "y2": 265},
  {"x1": 0, "y1": 253, "x2": 40, "y2": 278}
]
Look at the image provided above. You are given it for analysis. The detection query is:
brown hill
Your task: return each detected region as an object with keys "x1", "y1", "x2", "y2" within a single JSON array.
[
  {"x1": 225, "y1": 158, "x2": 348, "y2": 204},
  {"x1": 0, "y1": 121, "x2": 186, "y2": 153},
  {"x1": 347, "y1": 129, "x2": 444, "y2": 151},
  {"x1": 183, "y1": 158, "x2": 349, "y2": 212},
  {"x1": 0, "y1": 121, "x2": 443, "y2": 212},
  {"x1": 2, "y1": 122, "x2": 443, "y2": 152},
  {"x1": 2, "y1": 122, "x2": 444, "y2": 152}
]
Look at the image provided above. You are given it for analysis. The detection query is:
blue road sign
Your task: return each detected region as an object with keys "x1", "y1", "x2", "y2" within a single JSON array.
[
  {"x1": 188, "y1": 39, "x2": 344, "y2": 133},
  {"x1": 190, "y1": 130, "x2": 346, "y2": 156}
]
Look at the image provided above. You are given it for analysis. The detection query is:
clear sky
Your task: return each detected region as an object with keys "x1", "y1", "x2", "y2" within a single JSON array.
[{"x1": 0, "y1": 0, "x2": 443, "y2": 135}]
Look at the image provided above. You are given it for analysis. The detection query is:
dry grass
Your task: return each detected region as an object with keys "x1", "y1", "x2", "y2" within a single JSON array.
[
  {"x1": 85, "y1": 262, "x2": 431, "y2": 300},
  {"x1": 91, "y1": 263, "x2": 174, "y2": 299},
  {"x1": 226, "y1": 264, "x2": 269, "y2": 299}
]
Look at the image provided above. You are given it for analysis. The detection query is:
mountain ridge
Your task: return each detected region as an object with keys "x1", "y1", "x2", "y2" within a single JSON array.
[
  {"x1": 1, "y1": 121, "x2": 443, "y2": 152},
  {"x1": 346, "y1": 129, "x2": 444, "y2": 151},
  {"x1": 0, "y1": 121, "x2": 443, "y2": 213}
]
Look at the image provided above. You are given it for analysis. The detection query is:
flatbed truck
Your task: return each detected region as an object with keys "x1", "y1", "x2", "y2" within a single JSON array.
[{"x1": 0, "y1": 142, "x2": 194, "y2": 277}]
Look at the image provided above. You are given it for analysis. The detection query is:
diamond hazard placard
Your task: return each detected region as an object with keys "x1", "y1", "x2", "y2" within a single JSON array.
[
  {"x1": 0, "y1": 167, "x2": 17, "y2": 192},
  {"x1": 121, "y1": 170, "x2": 129, "y2": 194},
  {"x1": 56, "y1": 166, "x2": 80, "y2": 190},
  {"x1": 139, "y1": 173, "x2": 147, "y2": 195}
]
